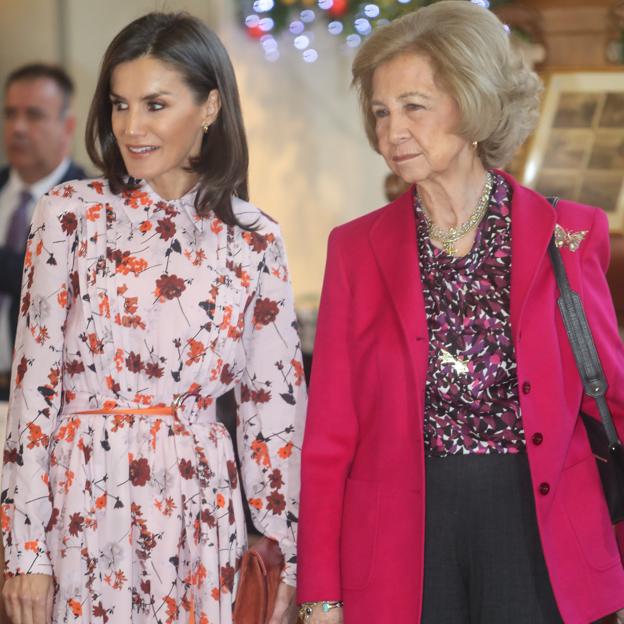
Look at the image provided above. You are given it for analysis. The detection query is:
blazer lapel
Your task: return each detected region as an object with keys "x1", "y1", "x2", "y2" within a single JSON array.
[
  {"x1": 368, "y1": 172, "x2": 555, "y2": 359},
  {"x1": 503, "y1": 171, "x2": 557, "y2": 344},
  {"x1": 369, "y1": 190, "x2": 429, "y2": 358}
]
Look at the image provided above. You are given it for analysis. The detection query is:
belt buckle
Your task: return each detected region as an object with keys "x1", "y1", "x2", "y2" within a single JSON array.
[{"x1": 172, "y1": 391, "x2": 198, "y2": 416}]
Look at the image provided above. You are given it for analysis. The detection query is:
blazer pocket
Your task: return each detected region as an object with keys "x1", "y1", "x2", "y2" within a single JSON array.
[
  {"x1": 340, "y1": 477, "x2": 380, "y2": 590},
  {"x1": 561, "y1": 454, "x2": 622, "y2": 571}
]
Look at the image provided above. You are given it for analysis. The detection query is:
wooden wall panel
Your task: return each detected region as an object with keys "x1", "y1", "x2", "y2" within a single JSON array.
[{"x1": 515, "y1": 0, "x2": 624, "y2": 324}]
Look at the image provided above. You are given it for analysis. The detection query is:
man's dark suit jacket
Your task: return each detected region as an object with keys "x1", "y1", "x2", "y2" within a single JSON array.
[{"x1": 0, "y1": 161, "x2": 87, "y2": 352}]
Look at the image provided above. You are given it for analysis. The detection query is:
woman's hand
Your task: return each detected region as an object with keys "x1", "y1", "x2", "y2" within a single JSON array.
[
  {"x1": 300, "y1": 604, "x2": 344, "y2": 624},
  {"x1": 2, "y1": 574, "x2": 53, "y2": 624},
  {"x1": 268, "y1": 581, "x2": 297, "y2": 624}
]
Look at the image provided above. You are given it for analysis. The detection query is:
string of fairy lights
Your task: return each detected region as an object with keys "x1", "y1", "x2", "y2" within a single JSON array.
[{"x1": 238, "y1": 0, "x2": 509, "y2": 63}]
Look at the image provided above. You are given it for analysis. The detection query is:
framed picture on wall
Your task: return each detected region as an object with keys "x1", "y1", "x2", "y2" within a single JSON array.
[{"x1": 522, "y1": 70, "x2": 624, "y2": 232}]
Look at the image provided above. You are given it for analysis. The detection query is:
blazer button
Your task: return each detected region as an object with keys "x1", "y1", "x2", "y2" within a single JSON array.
[
  {"x1": 532, "y1": 432, "x2": 544, "y2": 445},
  {"x1": 538, "y1": 482, "x2": 550, "y2": 495},
  {"x1": 522, "y1": 382, "x2": 531, "y2": 394}
]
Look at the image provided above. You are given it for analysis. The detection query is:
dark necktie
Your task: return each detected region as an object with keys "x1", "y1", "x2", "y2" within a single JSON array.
[{"x1": 5, "y1": 189, "x2": 32, "y2": 252}]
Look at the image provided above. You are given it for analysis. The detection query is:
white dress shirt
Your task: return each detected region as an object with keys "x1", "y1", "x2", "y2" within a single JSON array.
[{"x1": 0, "y1": 157, "x2": 72, "y2": 371}]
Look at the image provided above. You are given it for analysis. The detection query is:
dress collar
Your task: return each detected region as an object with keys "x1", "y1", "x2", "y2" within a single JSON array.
[{"x1": 119, "y1": 178, "x2": 204, "y2": 231}]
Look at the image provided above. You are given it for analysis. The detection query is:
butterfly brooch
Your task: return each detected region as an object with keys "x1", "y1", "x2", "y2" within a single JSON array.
[{"x1": 554, "y1": 224, "x2": 588, "y2": 252}]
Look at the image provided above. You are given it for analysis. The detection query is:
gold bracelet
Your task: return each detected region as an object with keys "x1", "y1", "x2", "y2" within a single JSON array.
[{"x1": 298, "y1": 601, "x2": 344, "y2": 622}]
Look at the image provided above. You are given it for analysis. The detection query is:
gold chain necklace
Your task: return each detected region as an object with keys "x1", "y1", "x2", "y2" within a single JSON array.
[{"x1": 418, "y1": 171, "x2": 494, "y2": 256}]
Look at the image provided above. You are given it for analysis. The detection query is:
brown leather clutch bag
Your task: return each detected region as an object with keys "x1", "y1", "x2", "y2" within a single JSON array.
[{"x1": 233, "y1": 536, "x2": 284, "y2": 624}]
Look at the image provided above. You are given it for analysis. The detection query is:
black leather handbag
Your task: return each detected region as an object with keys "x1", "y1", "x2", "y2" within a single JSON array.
[{"x1": 548, "y1": 199, "x2": 624, "y2": 523}]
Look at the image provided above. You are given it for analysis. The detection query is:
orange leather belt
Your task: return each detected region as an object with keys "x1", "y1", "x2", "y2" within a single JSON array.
[
  {"x1": 73, "y1": 393, "x2": 198, "y2": 417},
  {"x1": 75, "y1": 406, "x2": 175, "y2": 416}
]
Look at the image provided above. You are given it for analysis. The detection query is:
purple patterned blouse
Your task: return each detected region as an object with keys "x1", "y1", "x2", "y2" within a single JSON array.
[{"x1": 416, "y1": 172, "x2": 525, "y2": 457}]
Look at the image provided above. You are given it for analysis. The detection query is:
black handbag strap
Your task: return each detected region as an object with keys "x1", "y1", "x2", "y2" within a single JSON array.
[{"x1": 546, "y1": 196, "x2": 621, "y2": 449}]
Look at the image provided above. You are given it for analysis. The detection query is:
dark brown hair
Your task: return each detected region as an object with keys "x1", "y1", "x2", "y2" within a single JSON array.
[
  {"x1": 85, "y1": 12, "x2": 250, "y2": 226},
  {"x1": 6, "y1": 63, "x2": 74, "y2": 116}
]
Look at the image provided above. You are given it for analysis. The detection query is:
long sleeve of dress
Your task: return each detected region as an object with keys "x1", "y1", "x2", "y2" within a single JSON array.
[
  {"x1": 1, "y1": 192, "x2": 74, "y2": 576},
  {"x1": 234, "y1": 223, "x2": 306, "y2": 587}
]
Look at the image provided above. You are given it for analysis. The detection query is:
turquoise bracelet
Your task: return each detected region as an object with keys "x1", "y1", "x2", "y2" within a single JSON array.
[{"x1": 298, "y1": 600, "x2": 344, "y2": 621}]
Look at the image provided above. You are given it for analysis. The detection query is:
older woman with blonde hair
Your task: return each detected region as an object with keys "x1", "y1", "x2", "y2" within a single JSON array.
[{"x1": 297, "y1": 1, "x2": 624, "y2": 623}]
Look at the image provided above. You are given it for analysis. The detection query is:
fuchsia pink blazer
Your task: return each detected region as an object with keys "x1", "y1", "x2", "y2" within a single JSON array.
[{"x1": 297, "y1": 171, "x2": 624, "y2": 623}]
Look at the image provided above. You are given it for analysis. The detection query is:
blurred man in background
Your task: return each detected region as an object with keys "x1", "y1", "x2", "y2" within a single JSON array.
[{"x1": 0, "y1": 63, "x2": 86, "y2": 400}]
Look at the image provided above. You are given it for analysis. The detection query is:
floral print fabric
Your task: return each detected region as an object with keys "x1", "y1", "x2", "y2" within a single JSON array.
[
  {"x1": 1, "y1": 178, "x2": 305, "y2": 623},
  {"x1": 416, "y1": 172, "x2": 525, "y2": 457}
]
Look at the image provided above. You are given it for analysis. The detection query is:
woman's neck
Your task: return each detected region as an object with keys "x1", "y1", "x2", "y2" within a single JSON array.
[
  {"x1": 146, "y1": 171, "x2": 199, "y2": 201},
  {"x1": 417, "y1": 161, "x2": 489, "y2": 231}
]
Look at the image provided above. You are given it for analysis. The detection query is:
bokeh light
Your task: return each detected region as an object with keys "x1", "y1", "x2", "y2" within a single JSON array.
[
  {"x1": 354, "y1": 18, "x2": 372, "y2": 35},
  {"x1": 253, "y1": 0, "x2": 275, "y2": 12},
  {"x1": 303, "y1": 49, "x2": 319, "y2": 62},
  {"x1": 245, "y1": 14, "x2": 260, "y2": 28},
  {"x1": 364, "y1": 4, "x2": 380, "y2": 19},
  {"x1": 261, "y1": 35, "x2": 278, "y2": 52},
  {"x1": 259, "y1": 17, "x2": 274, "y2": 31},
  {"x1": 243, "y1": 0, "x2": 500, "y2": 63},
  {"x1": 294, "y1": 34, "x2": 311, "y2": 49},
  {"x1": 289, "y1": 20, "x2": 305, "y2": 34},
  {"x1": 328, "y1": 20, "x2": 343, "y2": 35}
]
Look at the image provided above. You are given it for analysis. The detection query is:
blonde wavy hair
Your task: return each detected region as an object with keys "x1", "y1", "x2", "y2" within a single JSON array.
[{"x1": 352, "y1": 0, "x2": 542, "y2": 169}]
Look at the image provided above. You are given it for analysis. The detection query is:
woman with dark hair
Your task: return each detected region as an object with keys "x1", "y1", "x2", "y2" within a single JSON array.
[{"x1": 1, "y1": 12, "x2": 304, "y2": 624}]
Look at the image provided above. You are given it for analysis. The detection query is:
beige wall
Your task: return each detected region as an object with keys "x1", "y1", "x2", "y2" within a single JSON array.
[
  {"x1": 0, "y1": 0, "x2": 60, "y2": 76},
  {"x1": 218, "y1": 6, "x2": 386, "y2": 307},
  {"x1": 0, "y1": 0, "x2": 387, "y2": 304},
  {"x1": 0, "y1": 0, "x2": 61, "y2": 163}
]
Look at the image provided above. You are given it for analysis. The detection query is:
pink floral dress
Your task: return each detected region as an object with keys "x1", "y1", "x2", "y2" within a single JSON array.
[{"x1": 1, "y1": 178, "x2": 305, "y2": 623}]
